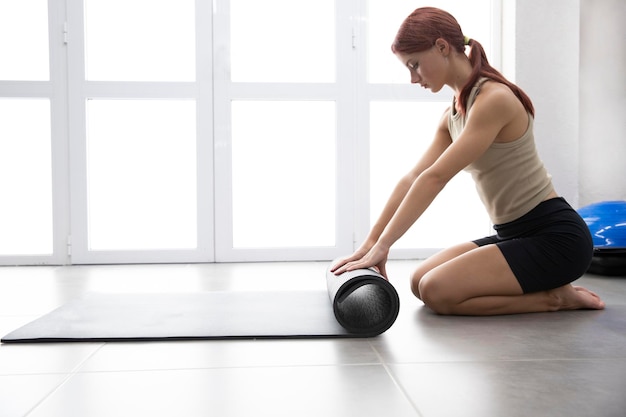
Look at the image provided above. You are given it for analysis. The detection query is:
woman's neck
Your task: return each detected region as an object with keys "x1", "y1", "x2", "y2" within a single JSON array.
[{"x1": 447, "y1": 53, "x2": 474, "y2": 97}]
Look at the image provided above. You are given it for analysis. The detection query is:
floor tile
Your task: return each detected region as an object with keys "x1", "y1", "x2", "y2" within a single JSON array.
[
  {"x1": 55, "y1": 262, "x2": 329, "y2": 293},
  {"x1": 581, "y1": 275, "x2": 626, "y2": 305},
  {"x1": 379, "y1": 310, "x2": 626, "y2": 363},
  {"x1": 78, "y1": 338, "x2": 380, "y2": 372},
  {"x1": 389, "y1": 359, "x2": 626, "y2": 417},
  {"x1": 0, "y1": 374, "x2": 68, "y2": 417},
  {"x1": 372, "y1": 287, "x2": 626, "y2": 364},
  {"x1": 0, "y1": 261, "x2": 625, "y2": 417},
  {"x1": 29, "y1": 365, "x2": 419, "y2": 417},
  {"x1": 0, "y1": 267, "x2": 66, "y2": 316},
  {"x1": 0, "y1": 342, "x2": 102, "y2": 375}
]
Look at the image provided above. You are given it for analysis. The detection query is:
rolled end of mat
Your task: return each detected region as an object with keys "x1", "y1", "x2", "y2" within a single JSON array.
[{"x1": 326, "y1": 262, "x2": 400, "y2": 336}]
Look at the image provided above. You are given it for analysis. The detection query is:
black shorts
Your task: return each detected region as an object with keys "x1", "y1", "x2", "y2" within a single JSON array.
[{"x1": 473, "y1": 197, "x2": 593, "y2": 293}]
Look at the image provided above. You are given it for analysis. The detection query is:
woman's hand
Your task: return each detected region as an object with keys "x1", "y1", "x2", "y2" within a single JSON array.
[
  {"x1": 331, "y1": 242, "x2": 390, "y2": 279},
  {"x1": 330, "y1": 241, "x2": 374, "y2": 273}
]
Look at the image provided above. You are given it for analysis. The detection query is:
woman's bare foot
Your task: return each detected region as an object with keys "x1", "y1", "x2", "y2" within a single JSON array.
[{"x1": 548, "y1": 285, "x2": 606, "y2": 311}]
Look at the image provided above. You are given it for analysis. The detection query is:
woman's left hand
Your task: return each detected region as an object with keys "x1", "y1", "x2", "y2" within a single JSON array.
[{"x1": 332, "y1": 243, "x2": 390, "y2": 280}]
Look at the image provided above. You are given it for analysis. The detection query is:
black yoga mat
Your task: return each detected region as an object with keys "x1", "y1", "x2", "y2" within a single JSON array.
[{"x1": 1, "y1": 265, "x2": 400, "y2": 343}]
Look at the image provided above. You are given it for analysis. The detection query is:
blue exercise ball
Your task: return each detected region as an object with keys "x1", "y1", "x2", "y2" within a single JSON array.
[
  {"x1": 578, "y1": 200, "x2": 626, "y2": 248},
  {"x1": 578, "y1": 201, "x2": 626, "y2": 276}
]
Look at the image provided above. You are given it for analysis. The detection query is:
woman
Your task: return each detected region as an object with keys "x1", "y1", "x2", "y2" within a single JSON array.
[{"x1": 331, "y1": 7, "x2": 605, "y2": 315}]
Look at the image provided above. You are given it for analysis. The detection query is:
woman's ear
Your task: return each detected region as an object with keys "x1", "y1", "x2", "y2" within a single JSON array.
[{"x1": 434, "y1": 38, "x2": 450, "y2": 56}]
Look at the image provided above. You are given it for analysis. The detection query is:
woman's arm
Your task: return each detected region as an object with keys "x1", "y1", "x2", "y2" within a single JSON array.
[
  {"x1": 377, "y1": 84, "x2": 518, "y2": 247},
  {"x1": 365, "y1": 108, "x2": 453, "y2": 246},
  {"x1": 331, "y1": 108, "x2": 452, "y2": 274},
  {"x1": 335, "y1": 82, "x2": 520, "y2": 274}
]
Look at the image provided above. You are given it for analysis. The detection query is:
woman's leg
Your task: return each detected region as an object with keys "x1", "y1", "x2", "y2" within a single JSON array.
[
  {"x1": 410, "y1": 241, "x2": 479, "y2": 299},
  {"x1": 414, "y1": 244, "x2": 605, "y2": 315}
]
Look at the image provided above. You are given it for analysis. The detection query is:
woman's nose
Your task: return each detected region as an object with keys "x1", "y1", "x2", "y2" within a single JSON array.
[{"x1": 410, "y1": 71, "x2": 421, "y2": 84}]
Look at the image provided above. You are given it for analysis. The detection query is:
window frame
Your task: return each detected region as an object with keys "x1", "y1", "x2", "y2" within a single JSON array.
[{"x1": 0, "y1": 0, "x2": 501, "y2": 265}]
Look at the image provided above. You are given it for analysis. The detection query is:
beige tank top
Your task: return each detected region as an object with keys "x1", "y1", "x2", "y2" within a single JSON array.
[{"x1": 448, "y1": 78, "x2": 554, "y2": 224}]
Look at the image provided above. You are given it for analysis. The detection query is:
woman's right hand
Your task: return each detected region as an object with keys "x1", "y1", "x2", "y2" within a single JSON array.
[
  {"x1": 329, "y1": 240, "x2": 376, "y2": 274},
  {"x1": 330, "y1": 241, "x2": 390, "y2": 279}
]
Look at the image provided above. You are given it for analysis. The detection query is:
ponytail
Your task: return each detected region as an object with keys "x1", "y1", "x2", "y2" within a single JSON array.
[
  {"x1": 460, "y1": 38, "x2": 535, "y2": 117},
  {"x1": 392, "y1": 7, "x2": 535, "y2": 117}
]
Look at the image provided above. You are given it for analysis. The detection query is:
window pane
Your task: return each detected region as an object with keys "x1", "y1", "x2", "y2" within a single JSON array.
[
  {"x1": 230, "y1": 0, "x2": 335, "y2": 82},
  {"x1": 84, "y1": 0, "x2": 195, "y2": 81},
  {"x1": 86, "y1": 100, "x2": 197, "y2": 250},
  {"x1": 231, "y1": 101, "x2": 336, "y2": 247},
  {"x1": 370, "y1": 102, "x2": 489, "y2": 248},
  {"x1": 0, "y1": 0, "x2": 49, "y2": 80},
  {"x1": 368, "y1": 0, "x2": 493, "y2": 84},
  {"x1": 0, "y1": 99, "x2": 53, "y2": 255}
]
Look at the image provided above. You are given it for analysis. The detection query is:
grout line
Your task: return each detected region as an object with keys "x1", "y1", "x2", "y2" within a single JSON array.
[
  {"x1": 368, "y1": 340, "x2": 425, "y2": 417},
  {"x1": 23, "y1": 343, "x2": 107, "y2": 416},
  {"x1": 23, "y1": 372, "x2": 76, "y2": 417},
  {"x1": 69, "y1": 343, "x2": 108, "y2": 373},
  {"x1": 383, "y1": 357, "x2": 626, "y2": 365},
  {"x1": 59, "y1": 360, "x2": 386, "y2": 375}
]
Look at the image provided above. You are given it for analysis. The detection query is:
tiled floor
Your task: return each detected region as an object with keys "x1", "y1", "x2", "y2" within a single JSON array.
[{"x1": 0, "y1": 261, "x2": 625, "y2": 417}]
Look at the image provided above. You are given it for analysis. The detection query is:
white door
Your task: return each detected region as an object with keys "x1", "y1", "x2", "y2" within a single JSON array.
[
  {"x1": 0, "y1": 0, "x2": 69, "y2": 265},
  {"x1": 364, "y1": 0, "x2": 496, "y2": 259},
  {"x1": 1, "y1": 0, "x2": 495, "y2": 265},
  {"x1": 213, "y1": 0, "x2": 494, "y2": 261},
  {"x1": 67, "y1": 0, "x2": 215, "y2": 263},
  {"x1": 213, "y1": 0, "x2": 356, "y2": 261}
]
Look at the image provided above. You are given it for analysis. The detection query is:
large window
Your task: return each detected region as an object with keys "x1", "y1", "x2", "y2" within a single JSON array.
[
  {"x1": 0, "y1": 0, "x2": 60, "y2": 262},
  {"x1": 363, "y1": 0, "x2": 495, "y2": 257},
  {"x1": 0, "y1": 0, "x2": 498, "y2": 265},
  {"x1": 85, "y1": 99, "x2": 198, "y2": 251},
  {"x1": 230, "y1": 101, "x2": 336, "y2": 249},
  {"x1": 0, "y1": 0, "x2": 50, "y2": 81},
  {"x1": 0, "y1": 99, "x2": 53, "y2": 255}
]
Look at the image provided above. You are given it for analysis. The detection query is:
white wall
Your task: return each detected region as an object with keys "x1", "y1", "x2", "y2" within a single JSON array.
[
  {"x1": 510, "y1": 0, "x2": 626, "y2": 208},
  {"x1": 514, "y1": 0, "x2": 582, "y2": 207},
  {"x1": 578, "y1": 0, "x2": 626, "y2": 206}
]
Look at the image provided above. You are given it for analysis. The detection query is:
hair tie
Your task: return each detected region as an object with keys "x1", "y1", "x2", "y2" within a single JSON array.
[{"x1": 463, "y1": 35, "x2": 471, "y2": 45}]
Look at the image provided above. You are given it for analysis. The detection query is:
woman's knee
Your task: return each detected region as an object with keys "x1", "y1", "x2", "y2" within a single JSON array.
[
  {"x1": 411, "y1": 265, "x2": 454, "y2": 306},
  {"x1": 418, "y1": 273, "x2": 457, "y2": 315},
  {"x1": 410, "y1": 267, "x2": 427, "y2": 299},
  {"x1": 410, "y1": 242, "x2": 478, "y2": 302}
]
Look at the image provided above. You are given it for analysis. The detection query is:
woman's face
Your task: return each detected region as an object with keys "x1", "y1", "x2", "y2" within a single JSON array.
[{"x1": 395, "y1": 45, "x2": 447, "y2": 92}]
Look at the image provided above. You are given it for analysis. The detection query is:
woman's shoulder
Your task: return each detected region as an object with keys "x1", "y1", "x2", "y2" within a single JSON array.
[
  {"x1": 472, "y1": 80, "x2": 530, "y2": 142},
  {"x1": 477, "y1": 80, "x2": 519, "y2": 102},
  {"x1": 472, "y1": 80, "x2": 526, "y2": 116}
]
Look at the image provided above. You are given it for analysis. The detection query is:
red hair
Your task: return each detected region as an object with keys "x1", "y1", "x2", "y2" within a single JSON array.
[{"x1": 391, "y1": 7, "x2": 534, "y2": 117}]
